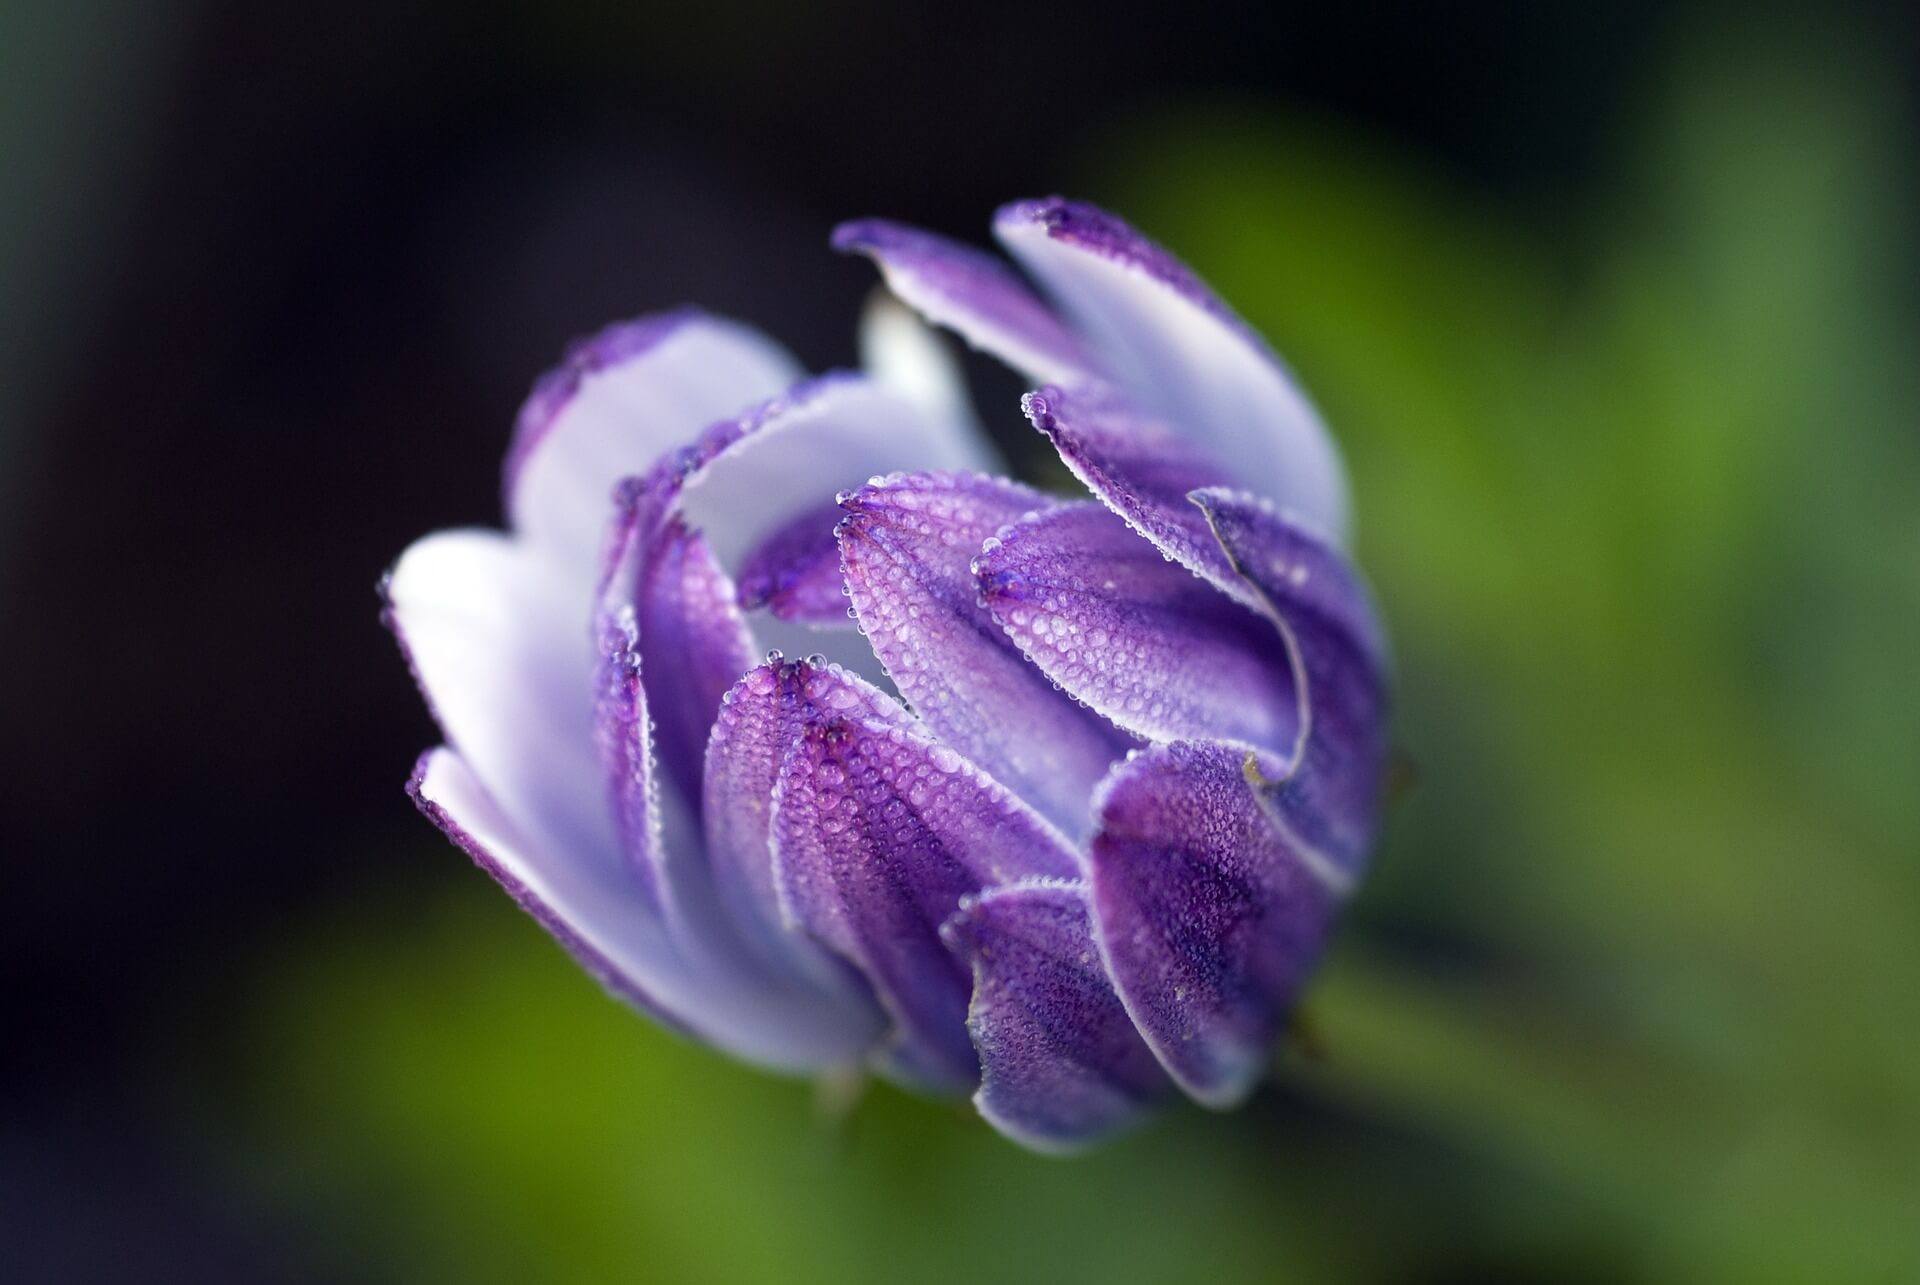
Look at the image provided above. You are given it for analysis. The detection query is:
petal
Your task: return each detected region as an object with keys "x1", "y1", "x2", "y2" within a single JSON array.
[
  {"x1": 598, "y1": 508, "x2": 757, "y2": 815},
  {"x1": 507, "y1": 310, "x2": 802, "y2": 570},
  {"x1": 408, "y1": 746, "x2": 689, "y2": 1029},
  {"x1": 835, "y1": 219, "x2": 1092, "y2": 382},
  {"x1": 409, "y1": 747, "x2": 879, "y2": 1069},
  {"x1": 940, "y1": 879, "x2": 1171, "y2": 1152},
  {"x1": 591, "y1": 612, "x2": 671, "y2": 911},
  {"x1": 996, "y1": 198, "x2": 1350, "y2": 541},
  {"x1": 1021, "y1": 385, "x2": 1254, "y2": 606},
  {"x1": 734, "y1": 499, "x2": 853, "y2": 626},
  {"x1": 772, "y1": 713, "x2": 1081, "y2": 1092},
  {"x1": 702, "y1": 658, "x2": 915, "y2": 990},
  {"x1": 385, "y1": 530, "x2": 615, "y2": 870},
  {"x1": 1088, "y1": 741, "x2": 1348, "y2": 1107},
  {"x1": 1191, "y1": 489, "x2": 1391, "y2": 871},
  {"x1": 976, "y1": 502, "x2": 1298, "y2": 755},
  {"x1": 838, "y1": 472, "x2": 1135, "y2": 836}
]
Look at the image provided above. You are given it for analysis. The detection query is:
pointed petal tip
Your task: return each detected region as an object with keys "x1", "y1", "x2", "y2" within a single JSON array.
[
  {"x1": 993, "y1": 195, "x2": 1075, "y2": 232},
  {"x1": 830, "y1": 217, "x2": 906, "y2": 256}
]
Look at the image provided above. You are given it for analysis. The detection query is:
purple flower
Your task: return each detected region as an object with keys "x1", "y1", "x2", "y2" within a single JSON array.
[{"x1": 385, "y1": 198, "x2": 1390, "y2": 1152}]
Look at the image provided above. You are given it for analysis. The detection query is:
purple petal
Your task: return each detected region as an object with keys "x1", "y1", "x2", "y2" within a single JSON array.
[
  {"x1": 940, "y1": 880, "x2": 1171, "y2": 1152},
  {"x1": 735, "y1": 499, "x2": 854, "y2": 626},
  {"x1": 593, "y1": 624, "x2": 891, "y2": 1049},
  {"x1": 591, "y1": 613, "x2": 669, "y2": 911},
  {"x1": 772, "y1": 713, "x2": 1081, "y2": 1091},
  {"x1": 1088, "y1": 741, "x2": 1347, "y2": 1107},
  {"x1": 996, "y1": 198, "x2": 1350, "y2": 541},
  {"x1": 837, "y1": 471, "x2": 1135, "y2": 836},
  {"x1": 1191, "y1": 489, "x2": 1391, "y2": 871},
  {"x1": 598, "y1": 510, "x2": 757, "y2": 822},
  {"x1": 702, "y1": 658, "x2": 915, "y2": 990},
  {"x1": 506, "y1": 310, "x2": 802, "y2": 571},
  {"x1": 976, "y1": 503, "x2": 1299, "y2": 756},
  {"x1": 1021, "y1": 385, "x2": 1258, "y2": 607},
  {"x1": 834, "y1": 219, "x2": 1092, "y2": 382},
  {"x1": 408, "y1": 747, "x2": 880, "y2": 1070}
]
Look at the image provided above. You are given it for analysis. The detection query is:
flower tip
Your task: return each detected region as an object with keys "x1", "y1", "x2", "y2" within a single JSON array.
[
  {"x1": 993, "y1": 195, "x2": 1069, "y2": 232},
  {"x1": 829, "y1": 218, "x2": 890, "y2": 254}
]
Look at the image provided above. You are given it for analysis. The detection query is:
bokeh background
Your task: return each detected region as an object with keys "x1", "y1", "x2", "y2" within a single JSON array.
[{"x1": 4, "y1": 1, "x2": 1916, "y2": 1280}]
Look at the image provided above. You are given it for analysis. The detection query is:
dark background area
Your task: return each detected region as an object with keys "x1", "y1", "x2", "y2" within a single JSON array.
[{"x1": 3, "y1": 2, "x2": 1915, "y2": 1280}]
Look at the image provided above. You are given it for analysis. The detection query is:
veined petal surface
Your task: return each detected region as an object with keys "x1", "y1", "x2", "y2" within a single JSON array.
[
  {"x1": 772, "y1": 713, "x2": 1080, "y2": 1091},
  {"x1": 1088, "y1": 741, "x2": 1346, "y2": 1107},
  {"x1": 838, "y1": 471, "x2": 1133, "y2": 835},
  {"x1": 703, "y1": 658, "x2": 915, "y2": 991},
  {"x1": 976, "y1": 503, "x2": 1298, "y2": 756},
  {"x1": 941, "y1": 879, "x2": 1170, "y2": 1152},
  {"x1": 1193, "y1": 489, "x2": 1391, "y2": 872}
]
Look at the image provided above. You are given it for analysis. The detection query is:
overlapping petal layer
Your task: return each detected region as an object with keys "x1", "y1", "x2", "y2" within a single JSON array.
[
  {"x1": 995, "y1": 198, "x2": 1348, "y2": 541},
  {"x1": 837, "y1": 471, "x2": 1134, "y2": 835},
  {"x1": 773, "y1": 706, "x2": 1081, "y2": 1091},
  {"x1": 1193, "y1": 489, "x2": 1390, "y2": 871},
  {"x1": 702, "y1": 658, "x2": 915, "y2": 990},
  {"x1": 941, "y1": 879, "x2": 1170, "y2": 1151},
  {"x1": 975, "y1": 502, "x2": 1297, "y2": 755},
  {"x1": 507, "y1": 311, "x2": 802, "y2": 571},
  {"x1": 834, "y1": 220, "x2": 1091, "y2": 382},
  {"x1": 1019, "y1": 385, "x2": 1249, "y2": 599},
  {"x1": 1087, "y1": 741, "x2": 1346, "y2": 1107}
]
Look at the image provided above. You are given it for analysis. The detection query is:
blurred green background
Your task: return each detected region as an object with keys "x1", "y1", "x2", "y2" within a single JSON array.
[{"x1": 5, "y1": 3, "x2": 1915, "y2": 1281}]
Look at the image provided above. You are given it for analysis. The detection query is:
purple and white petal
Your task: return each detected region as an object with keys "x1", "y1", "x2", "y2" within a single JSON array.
[
  {"x1": 703, "y1": 658, "x2": 915, "y2": 990},
  {"x1": 772, "y1": 713, "x2": 1081, "y2": 1091},
  {"x1": 1088, "y1": 741, "x2": 1347, "y2": 1107},
  {"x1": 976, "y1": 503, "x2": 1298, "y2": 756},
  {"x1": 838, "y1": 472, "x2": 1134, "y2": 836},
  {"x1": 386, "y1": 530, "x2": 616, "y2": 870},
  {"x1": 996, "y1": 198, "x2": 1349, "y2": 541},
  {"x1": 506, "y1": 311, "x2": 802, "y2": 572},
  {"x1": 1192, "y1": 489, "x2": 1391, "y2": 871},
  {"x1": 409, "y1": 747, "x2": 686, "y2": 1027},
  {"x1": 941, "y1": 879, "x2": 1171, "y2": 1152},
  {"x1": 1021, "y1": 385, "x2": 1258, "y2": 606},
  {"x1": 409, "y1": 747, "x2": 879, "y2": 1070},
  {"x1": 835, "y1": 219, "x2": 1092, "y2": 383}
]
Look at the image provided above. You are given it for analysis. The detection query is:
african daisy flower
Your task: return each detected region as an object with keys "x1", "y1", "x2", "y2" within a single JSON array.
[{"x1": 384, "y1": 198, "x2": 1390, "y2": 1152}]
